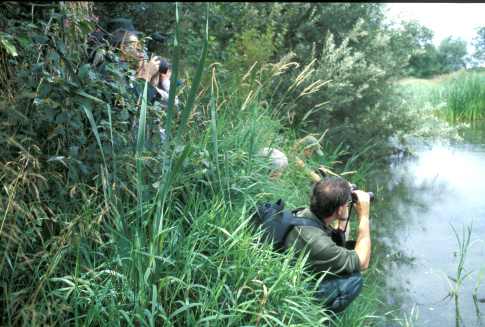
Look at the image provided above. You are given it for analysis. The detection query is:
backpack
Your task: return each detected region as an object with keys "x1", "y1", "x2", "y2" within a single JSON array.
[{"x1": 250, "y1": 199, "x2": 324, "y2": 251}]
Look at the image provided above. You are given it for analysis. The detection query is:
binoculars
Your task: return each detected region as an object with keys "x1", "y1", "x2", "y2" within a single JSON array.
[{"x1": 349, "y1": 183, "x2": 375, "y2": 204}]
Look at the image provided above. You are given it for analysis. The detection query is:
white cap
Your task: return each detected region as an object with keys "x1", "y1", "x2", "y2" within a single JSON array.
[{"x1": 258, "y1": 147, "x2": 288, "y2": 171}]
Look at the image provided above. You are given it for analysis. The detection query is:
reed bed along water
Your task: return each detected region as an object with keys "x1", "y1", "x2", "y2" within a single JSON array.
[
  {"x1": 440, "y1": 72, "x2": 485, "y2": 124},
  {"x1": 398, "y1": 70, "x2": 485, "y2": 125}
]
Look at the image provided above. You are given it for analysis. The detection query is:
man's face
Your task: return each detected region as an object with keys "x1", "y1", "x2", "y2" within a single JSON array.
[
  {"x1": 336, "y1": 200, "x2": 351, "y2": 222},
  {"x1": 120, "y1": 33, "x2": 144, "y2": 66},
  {"x1": 303, "y1": 148, "x2": 314, "y2": 158}
]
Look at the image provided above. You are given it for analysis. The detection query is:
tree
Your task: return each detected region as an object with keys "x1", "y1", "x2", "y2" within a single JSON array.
[
  {"x1": 438, "y1": 36, "x2": 468, "y2": 73},
  {"x1": 389, "y1": 20, "x2": 441, "y2": 77},
  {"x1": 472, "y1": 26, "x2": 485, "y2": 64},
  {"x1": 408, "y1": 44, "x2": 441, "y2": 77}
]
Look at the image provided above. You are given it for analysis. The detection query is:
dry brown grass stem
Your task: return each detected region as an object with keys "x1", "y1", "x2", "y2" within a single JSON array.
[
  {"x1": 242, "y1": 61, "x2": 259, "y2": 83},
  {"x1": 287, "y1": 58, "x2": 317, "y2": 93},
  {"x1": 270, "y1": 52, "x2": 299, "y2": 77},
  {"x1": 241, "y1": 90, "x2": 255, "y2": 112},
  {"x1": 298, "y1": 79, "x2": 332, "y2": 98}
]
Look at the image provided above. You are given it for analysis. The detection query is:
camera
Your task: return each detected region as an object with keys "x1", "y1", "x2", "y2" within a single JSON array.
[{"x1": 349, "y1": 183, "x2": 374, "y2": 204}]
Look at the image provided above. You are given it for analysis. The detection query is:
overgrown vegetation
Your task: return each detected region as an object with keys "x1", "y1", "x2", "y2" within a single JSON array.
[
  {"x1": 93, "y1": 2, "x2": 426, "y2": 156},
  {"x1": 0, "y1": 2, "x2": 460, "y2": 326},
  {"x1": 438, "y1": 72, "x2": 485, "y2": 123},
  {"x1": 448, "y1": 224, "x2": 473, "y2": 327}
]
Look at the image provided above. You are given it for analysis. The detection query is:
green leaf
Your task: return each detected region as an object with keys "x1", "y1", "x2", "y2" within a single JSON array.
[
  {"x1": 1, "y1": 38, "x2": 18, "y2": 57},
  {"x1": 82, "y1": 105, "x2": 107, "y2": 167},
  {"x1": 174, "y1": 3, "x2": 209, "y2": 143},
  {"x1": 78, "y1": 20, "x2": 94, "y2": 35},
  {"x1": 55, "y1": 112, "x2": 70, "y2": 124},
  {"x1": 136, "y1": 81, "x2": 148, "y2": 227},
  {"x1": 32, "y1": 35, "x2": 49, "y2": 44},
  {"x1": 76, "y1": 90, "x2": 105, "y2": 104},
  {"x1": 78, "y1": 64, "x2": 91, "y2": 80},
  {"x1": 17, "y1": 36, "x2": 31, "y2": 48}
]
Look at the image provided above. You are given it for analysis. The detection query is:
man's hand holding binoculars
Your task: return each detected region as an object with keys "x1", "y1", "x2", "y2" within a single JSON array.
[
  {"x1": 352, "y1": 190, "x2": 371, "y2": 220},
  {"x1": 137, "y1": 56, "x2": 161, "y2": 82},
  {"x1": 351, "y1": 188, "x2": 373, "y2": 270}
]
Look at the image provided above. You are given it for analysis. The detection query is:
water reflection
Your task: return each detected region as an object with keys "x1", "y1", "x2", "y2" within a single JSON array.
[{"x1": 369, "y1": 132, "x2": 485, "y2": 326}]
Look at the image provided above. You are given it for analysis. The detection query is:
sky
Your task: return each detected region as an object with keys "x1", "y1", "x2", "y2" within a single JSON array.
[{"x1": 384, "y1": 3, "x2": 485, "y2": 54}]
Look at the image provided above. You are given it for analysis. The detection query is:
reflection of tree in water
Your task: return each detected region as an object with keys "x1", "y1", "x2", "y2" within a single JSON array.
[{"x1": 362, "y1": 152, "x2": 450, "y2": 320}]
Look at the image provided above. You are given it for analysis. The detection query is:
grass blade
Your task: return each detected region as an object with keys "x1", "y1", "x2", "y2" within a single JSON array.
[
  {"x1": 82, "y1": 105, "x2": 106, "y2": 167},
  {"x1": 136, "y1": 81, "x2": 149, "y2": 226},
  {"x1": 174, "y1": 3, "x2": 209, "y2": 143},
  {"x1": 163, "y1": 2, "x2": 181, "y2": 145}
]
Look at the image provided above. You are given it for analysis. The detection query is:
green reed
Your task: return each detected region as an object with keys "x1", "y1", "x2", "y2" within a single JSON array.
[
  {"x1": 440, "y1": 72, "x2": 485, "y2": 124},
  {"x1": 472, "y1": 265, "x2": 485, "y2": 317},
  {"x1": 448, "y1": 224, "x2": 473, "y2": 327}
]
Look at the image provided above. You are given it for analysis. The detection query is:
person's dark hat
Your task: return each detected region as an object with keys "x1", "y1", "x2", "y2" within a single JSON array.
[
  {"x1": 108, "y1": 18, "x2": 141, "y2": 34},
  {"x1": 150, "y1": 32, "x2": 169, "y2": 44},
  {"x1": 108, "y1": 18, "x2": 143, "y2": 47}
]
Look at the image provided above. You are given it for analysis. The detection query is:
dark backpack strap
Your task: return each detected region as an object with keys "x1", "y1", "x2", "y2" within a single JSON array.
[
  {"x1": 289, "y1": 217, "x2": 324, "y2": 230},
  {"x1": 278, "y1": 214, "x2": 325, "y2": 249},
  {"x1": 291, "y1": 216, "x2": 347, "y2": 247}
]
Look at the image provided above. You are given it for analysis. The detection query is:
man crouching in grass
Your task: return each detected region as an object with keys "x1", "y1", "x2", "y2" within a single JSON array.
[{"x1": 284, "y1": 176, "x2": 372, "y2": 313}]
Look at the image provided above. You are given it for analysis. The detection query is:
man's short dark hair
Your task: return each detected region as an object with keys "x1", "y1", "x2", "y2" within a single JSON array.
[{"x1": 310, "y1": 176, "x2": 351, "y2": 219}]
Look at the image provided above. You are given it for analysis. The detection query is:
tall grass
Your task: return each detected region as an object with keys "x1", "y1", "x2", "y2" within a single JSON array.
[
  {"x1": 439, "y1": 72, "x2": 485, "y2": 124},
  {"x1": 0, "y1": 4, "x2": 406, "y2": 326},
  {"x1": 472, "y1": 265, "x2": 485, "y2": 318},
  {"x1": 398, "y1": 71, "x2": 485, "y2": 126}
]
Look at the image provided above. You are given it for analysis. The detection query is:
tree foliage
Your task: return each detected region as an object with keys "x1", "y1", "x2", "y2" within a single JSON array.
[
  {"x1": 389, "y1": 19, "x2": 471, "y2": 77},
  {"x1": 438, "y1": 36, "x2": 468, "y2": 73},
  {"x1": 392, "y1": 20, "x2": 439, "y2": 78},
  {"x1": 472, "y1": 26, "x2": 485, "y2": 63}
]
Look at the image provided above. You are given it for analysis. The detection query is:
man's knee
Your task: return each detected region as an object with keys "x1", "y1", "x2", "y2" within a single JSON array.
[{"x1": 315, "y1": 272, "x2": 363, "y2": 313}]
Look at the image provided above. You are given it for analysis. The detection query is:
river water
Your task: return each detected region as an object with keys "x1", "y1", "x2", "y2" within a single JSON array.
[{"x1": 370, "y1": 128, "x2": 485, "y2": 327}]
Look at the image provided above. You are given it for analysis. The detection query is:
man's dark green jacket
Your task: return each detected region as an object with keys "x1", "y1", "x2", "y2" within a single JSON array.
[{"x1": 283, "y1": 208, "x2": 360, "y2": 279}]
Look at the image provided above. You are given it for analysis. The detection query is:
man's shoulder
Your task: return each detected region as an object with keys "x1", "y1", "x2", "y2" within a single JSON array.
[
  {"x1": 293, "y1": 223, "x2": 332, "y2": 244},
  {"x1": 294, "y1": 208, "x2": 318, "y2": 220},
  {"x1": 288, "y1": 211, "x2": 331, "y2": 242}
]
